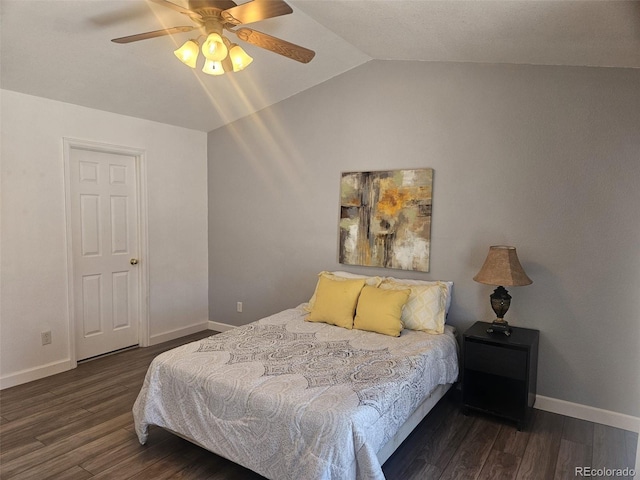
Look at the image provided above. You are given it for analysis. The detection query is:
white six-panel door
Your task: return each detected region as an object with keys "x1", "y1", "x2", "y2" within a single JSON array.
[{"x1": 68, "y1": 146, "x2": 140, "y2": 360}]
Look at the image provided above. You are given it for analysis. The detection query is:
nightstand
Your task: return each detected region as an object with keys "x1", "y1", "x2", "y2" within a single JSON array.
[{"x1": 462, "y1": 321, "x2": 539, "y2": 430}]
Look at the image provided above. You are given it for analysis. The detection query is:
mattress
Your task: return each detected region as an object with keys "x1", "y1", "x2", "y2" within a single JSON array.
[{"x1": 133, "y1": 305, "x2": 459, "y2": 480}]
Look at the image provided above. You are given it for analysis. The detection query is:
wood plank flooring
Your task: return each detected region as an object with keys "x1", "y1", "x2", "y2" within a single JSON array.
[{"x1": 1, "y1": 331, "x2": 637, "y2": 479}]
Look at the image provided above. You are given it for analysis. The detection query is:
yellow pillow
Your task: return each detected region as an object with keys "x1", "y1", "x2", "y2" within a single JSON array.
[
  {"x1": 305, "y1": 271, "x2": 382, "y2": 312},
  {"x1": 379, "y1": 280, "x2": 447, "y2": 334},
  {"x1": 353, "y1": 286, "x2": 410, "y2": 337},
  {"x1": 305, "y1": 276, "x2": 366, "y2": 329}
]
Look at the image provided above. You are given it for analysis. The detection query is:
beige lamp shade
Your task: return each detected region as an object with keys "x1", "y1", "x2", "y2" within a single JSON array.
[{"x1": 473, "y1": 246, "x2": 532, "y2": 286}]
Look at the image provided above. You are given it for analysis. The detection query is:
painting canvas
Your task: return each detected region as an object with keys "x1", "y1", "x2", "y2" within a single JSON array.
[{"x1": 339, "y1": 169, "x2": 433, "y2": 272}]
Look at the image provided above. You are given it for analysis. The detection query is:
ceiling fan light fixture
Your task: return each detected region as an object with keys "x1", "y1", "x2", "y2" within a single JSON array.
[
  {"x1": 202, "y1": 33, "x2": 228, "y2": 61},
  {"x1": 202, "y1": 59, "x2": 225, "y2": 76},
  {"x1": 174, "y1": 39, "x2": 199, "y2": 68},
  {"x1": 111, "y1": 0, "x2": 316, "y2": 77},
  {"x1": 228, "y1": 44, "x2": 253, "y2": 72}
]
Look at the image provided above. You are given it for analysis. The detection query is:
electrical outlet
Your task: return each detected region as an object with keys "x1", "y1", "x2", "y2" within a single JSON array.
[
  {"x1": 237, "y1": 302, "x2": 243, "y2": 313},
  {"x1": 41, "y1": 331, "x2": 52, "y2": 345}
]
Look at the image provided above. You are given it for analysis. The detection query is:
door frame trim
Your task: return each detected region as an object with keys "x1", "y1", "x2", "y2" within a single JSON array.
[{"x1": 63, "y1": 138, "x2": 150, "y2": 368}]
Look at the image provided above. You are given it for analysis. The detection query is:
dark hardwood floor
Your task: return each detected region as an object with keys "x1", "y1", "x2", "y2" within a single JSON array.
[{"x1": 1, "y1": 331, "x2": 637, "y2": 479}]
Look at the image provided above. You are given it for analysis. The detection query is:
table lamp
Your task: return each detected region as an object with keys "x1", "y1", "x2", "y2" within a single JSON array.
[{"x1": 473, "y1": 245, "x2": 532, "y2": 336}]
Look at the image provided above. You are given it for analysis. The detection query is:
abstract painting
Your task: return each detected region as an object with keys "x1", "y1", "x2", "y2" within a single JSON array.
[{"x1": 339, "y1": 169, "x2": 433, "y2": 272}]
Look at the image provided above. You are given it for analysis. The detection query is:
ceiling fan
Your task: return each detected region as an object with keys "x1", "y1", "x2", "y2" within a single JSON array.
[{"x1": 112, "y1": 0, "x2": 315, "y2": 75}]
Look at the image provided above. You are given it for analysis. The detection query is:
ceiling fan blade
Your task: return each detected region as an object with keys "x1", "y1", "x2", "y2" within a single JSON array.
[
  {"x1": 89, "y1": 4, "x2": 150, "y2": 27},
  {"x1": 235, "y1": 28, "x2": 315, "y2": 63},
  {"x1": 221, "y1": 0, "x2": 292, "y2": 25},
  {"x1": 147, "y1": 0, "x2": 202, "y2": 19},
  {"x1": 111, "y1": 26, "x2": 197, "y2": 44}
]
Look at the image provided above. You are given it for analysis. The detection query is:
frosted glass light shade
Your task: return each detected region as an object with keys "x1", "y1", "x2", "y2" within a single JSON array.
[
  {"x1": 174, "y1": 40, "x2": 199, "y2": 68},
  {"x1": 229, "y1": 45, "x2": 253, "y2": 72},
  {"x1": 202, "y1": 59, "x2": 225, "y2": 76},
  {"x1": 201, "y1": 33, "x2": 228, "y2": 61}
]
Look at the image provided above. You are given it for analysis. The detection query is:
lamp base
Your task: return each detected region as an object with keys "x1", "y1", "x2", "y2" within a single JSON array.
[{"x1": 486, "y1": 320, "x2": 511, "y2": 336}]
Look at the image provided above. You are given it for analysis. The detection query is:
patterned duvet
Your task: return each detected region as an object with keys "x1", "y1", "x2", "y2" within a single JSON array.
[{"x1": 133, "y1": 305, "x2": 459, "y2": 480}]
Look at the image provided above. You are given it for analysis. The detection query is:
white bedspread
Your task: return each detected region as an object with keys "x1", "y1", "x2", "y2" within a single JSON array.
[{"x1": 133, "y1": 305, "x2": 459, "y2": 480}]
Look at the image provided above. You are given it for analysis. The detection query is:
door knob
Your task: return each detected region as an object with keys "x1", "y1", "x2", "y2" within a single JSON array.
[{"x1": 130, "y1": 258, "x2": 139, "y2": 265}]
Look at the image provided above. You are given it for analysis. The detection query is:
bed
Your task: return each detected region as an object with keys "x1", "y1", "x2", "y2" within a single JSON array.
[{"x1": 133, "y1": 273, "x2": 459, "y2": 480}]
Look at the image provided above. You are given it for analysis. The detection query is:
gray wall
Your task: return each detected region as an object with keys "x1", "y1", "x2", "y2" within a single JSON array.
[{"x1": 208, "y1": 60, "x2": 640, "y2": 417}]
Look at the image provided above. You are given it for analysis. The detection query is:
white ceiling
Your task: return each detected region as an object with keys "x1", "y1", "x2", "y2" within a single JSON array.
[{"x1": 2, "y1": 0, "x2": 639, "y2": 132}]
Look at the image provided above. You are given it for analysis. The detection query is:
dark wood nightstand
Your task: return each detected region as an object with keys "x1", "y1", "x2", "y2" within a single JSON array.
[{"x1": 462, "y1": 321, "x2": 539, "y2": 430}]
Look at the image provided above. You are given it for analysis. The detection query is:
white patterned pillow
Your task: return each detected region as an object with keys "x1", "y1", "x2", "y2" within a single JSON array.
[
  {"x1": 379, "y1": 279, "x2": 448, "y2": 334},
  {"x1": 382, "y1": 277, "x2": 453, "y2": 314}
]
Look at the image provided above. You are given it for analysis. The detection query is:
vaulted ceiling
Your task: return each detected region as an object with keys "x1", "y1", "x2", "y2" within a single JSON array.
[{"x1": 2, "y1": 0, "x2": 639, "y2": 132}]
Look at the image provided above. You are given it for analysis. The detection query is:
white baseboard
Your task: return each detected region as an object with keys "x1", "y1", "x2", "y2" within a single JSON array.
[
  {"x1": 208, "y1": 320, "x2": 236, "y2": 332},
  {"x1": 1, "y1": 321, "x2": 228, "y2": 390},
  {"x1": 0, "y1": 359, "x2": 74, "y2": 390},
  {"x1": 535, "y1": 395, "x2": 640, "y2": 433},
  {"x1": 149, "y1": 321, "x2": 211, "y2": 346}
]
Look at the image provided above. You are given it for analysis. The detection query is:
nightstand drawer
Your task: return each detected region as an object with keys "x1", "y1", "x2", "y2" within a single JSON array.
[{"x1": 465, "y1": 340, "x2": 527, "y2": 380}]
